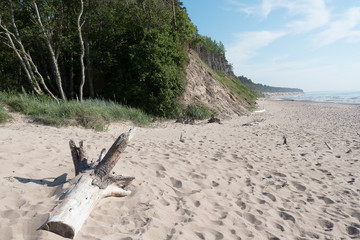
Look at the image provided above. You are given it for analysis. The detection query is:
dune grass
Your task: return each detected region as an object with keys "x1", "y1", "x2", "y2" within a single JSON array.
[
  {"x1": 0, "y1": 91, "x2": 151, "y2": 131},
  {"x1": 0, "y1": 103, "x2": 12, "y2": 123},
  {"x1": 185, "y1": 103, "x2": 213, "y2": 120}
]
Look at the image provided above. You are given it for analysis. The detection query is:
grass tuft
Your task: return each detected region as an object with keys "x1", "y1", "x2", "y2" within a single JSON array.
[
  {"x1": 185, "y1": 103, "x2": 213, "y2": 120},
  {"x1": 0, "y1": 91, "x2": 151, "y2": 130},
  {"x1": 0, "y1": 103, "x2": 12, "y2": 123}
]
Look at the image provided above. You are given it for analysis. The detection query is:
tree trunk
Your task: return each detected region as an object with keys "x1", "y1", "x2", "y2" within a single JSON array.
[
  {"x1": 78, "y1": 0, "x2": 86, "y2": 102},
  {"x1": 42, "y1": 171, "x2": 131, "y2": 239},
  {"x1": 172, "y1": 0, "x2": 177, "y2": 30},
  {"x1": 41, "y1": 129, "x2": 136, "y2": 239},
  {"x1": 33, "y1": 1, "x2": 66, "y2": 101}
]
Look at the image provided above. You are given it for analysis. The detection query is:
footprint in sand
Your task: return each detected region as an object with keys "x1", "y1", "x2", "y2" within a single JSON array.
[
  {"x1": 212, "y1": 181, "x2": 219, "y2": 187},
  {"x1": 160, "y1": 198, "x2": 170, "y2": 206},
  {"x1": 306, "y1": 196, "x2": 315, "y2": 203},
  {"x1": 236, "y1": 200, "x2": 246, "y2": 210},
  {"x1": 275, "y1": 223, "x2": 284, "y2": 232},
  {"x1": 243, "y1": 213, "x2": 262, "y2": 225},
  {"x1": 195, "y1": 232, "x2": 205, "y2": 239},
  {"x1": 170, "y1": 177, "x2": 182, "y2": 188},
  {"x1": 269, "y1": 237, "x2": 280, "y2": 240},
  {"x1": 152, "y1": 163, "x2": 166, "y2": 171},
  {"x1": 291, "y1": 181, "x2": 306, "y2": 191},
  {"x1": 317, "y1": 196, "x2": 335, "y2": 204},
  {"x1": 220, "y1": 212, "x2": 227, "y2": 219},
  {"x1": 156, "y1": 171, "x2": 165, "y2": 178},
  {"x1": 351, "y1": 211, "x2": 360, "y2": 221},
  {"x1": 346, "y1": 224, "x2": 360, "y2": 236},
  {"x1": 262, "y1": 192, "x2": 276, "y2": 202},
  {"x1": 245, "y1": 178, "x2": 252, "y2": 187},
  {"x1": 214, "y1": 231, "x2": 224, "y2": 240},
  {"x1": 279, "y1": 211, "x2": 295, "y2": 223},
  {"x1": 194, "y1": 200, "x2": 200, "y2": 207},
  {"x1": 318, "y1": 219, "x2": 334, "y2": 231}
]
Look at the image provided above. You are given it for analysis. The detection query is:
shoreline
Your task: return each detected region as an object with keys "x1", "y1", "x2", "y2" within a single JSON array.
[
  {"x1": 1, "y1": 99, "x2": 359, "y2": 239},
  {"x1": 265, "y1": 91, "x2": 360, "y2": 105},
  {"x1": 264, "y1": 97, "x2": 360, "y2": 106}
]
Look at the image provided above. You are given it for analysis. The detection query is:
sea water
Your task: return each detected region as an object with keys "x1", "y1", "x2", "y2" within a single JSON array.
[{"x1": 278, "y1": 91, "x2": 360, "y2": 105}]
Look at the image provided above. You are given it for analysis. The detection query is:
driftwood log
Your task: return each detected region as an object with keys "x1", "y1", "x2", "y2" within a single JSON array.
[
  {"x1": 41, "y1": 128, "x2": 136, "y2": 239},
  {"x1": 208, "y1": 114, "x2": 221, "y2": 124}
]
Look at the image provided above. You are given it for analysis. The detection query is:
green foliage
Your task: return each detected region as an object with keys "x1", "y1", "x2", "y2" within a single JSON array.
[
  {"x1": 98, "y1": 1, "x2": 190, "y2": 117},
  {"x1": 237, "y1": 75, "x2": 303, "y2": 93},
  {"x1": 215, "y1": 71, "x2": 257, "y2": 106},
  {"x1": 175, "y1": 2, "x2": 197, "y2": 43},
  {"x1": 0, "y1": 92, "x2": 151, "y2": 130},
  {"x1": 0, "y1": 45, "x2": 27, "y2": 92},
  {"x1": 0, "y1": 103, "x2": 12, "y2": 123},
  {"x1": 200, "y1": 36, "x2": 226, "y2": 56},
  {"x1": 107, "y1": 28, "x2": 186, "y2": 117},
  {"x1": 0, "y1": 0, "x2": 262, "y2": 120},
  {"x1": 185, "y1": 103, "x2": 212, "y2": 120},
  {"x1": 0, "y1": 0, "x2": 196, "y2": 118}
]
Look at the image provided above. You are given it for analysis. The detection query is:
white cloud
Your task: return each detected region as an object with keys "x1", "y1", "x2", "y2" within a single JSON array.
[
  {"x1": 225, "y1": 0, "x2": 256, "y2": 15},
  {"x1": 226, "y1": 31, "x2": 286, "y2": 62},
  {"x1": 224, "y1": 0, "x2": 360, "y2": 91},
  {"x1": 314, "y1": 7, "x2": 360, "y2": 46},
  {"x1": 261, "y1": 0, "x2": 330, "y2": 32}
]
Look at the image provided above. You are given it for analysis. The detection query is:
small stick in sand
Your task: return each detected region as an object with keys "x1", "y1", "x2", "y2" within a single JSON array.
[
  {"x1": 325, "y1": 142, "x2": 333, "y2": 150},
  {"x1": 283, "y1": 136, "x2": 287, "y2": 145},
  {"x1": 180, "y1": 133, "x2": 185, "y2": 143}
]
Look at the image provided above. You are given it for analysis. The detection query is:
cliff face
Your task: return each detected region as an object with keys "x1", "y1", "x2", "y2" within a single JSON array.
[{"x1": 181, "y1": 50, "x2": 251, "y2": 117}]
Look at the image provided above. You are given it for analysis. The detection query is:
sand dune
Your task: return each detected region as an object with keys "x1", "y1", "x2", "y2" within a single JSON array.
[{"x1": 0, "y1": 99, "x2": 359, "y2": 239}]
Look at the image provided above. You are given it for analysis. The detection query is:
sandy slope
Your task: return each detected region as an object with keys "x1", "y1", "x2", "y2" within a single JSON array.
[{"x1": 0, "y1": 99, "x2": 359, "y2": 240}]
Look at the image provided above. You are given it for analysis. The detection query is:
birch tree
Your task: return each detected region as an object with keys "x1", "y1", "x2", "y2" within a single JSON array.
[
  {"x1": 77, "y1": 0, "x2": 85, "y2": 102},
  {"x1": 0, "y1": 0, "x2": 58, "y2": 102},
  {"x1": 32, "y1": 0, "x2": 66, "y2": 100}
]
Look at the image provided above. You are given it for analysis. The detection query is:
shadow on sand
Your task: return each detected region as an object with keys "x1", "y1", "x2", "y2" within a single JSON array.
[{"x1": 14, "y1": 173, "x2": 68, "y2": 187}]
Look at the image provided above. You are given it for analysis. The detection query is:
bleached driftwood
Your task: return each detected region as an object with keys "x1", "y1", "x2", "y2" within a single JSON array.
[{"x1": 42, "y1": 128, "x2": 135, "y2": 239}]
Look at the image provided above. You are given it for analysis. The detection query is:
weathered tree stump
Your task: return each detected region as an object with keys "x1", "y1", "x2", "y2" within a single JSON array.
[{"x1": 41, "y1": 128, "x2": 136, "y2": 239}]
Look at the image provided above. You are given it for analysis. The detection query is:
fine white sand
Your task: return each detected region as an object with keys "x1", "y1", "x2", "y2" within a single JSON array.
[{"x1": 0, "y1": 99, "x2": 359, "y2": 240}]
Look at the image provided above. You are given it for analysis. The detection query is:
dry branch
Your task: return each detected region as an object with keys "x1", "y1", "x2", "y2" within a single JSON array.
[
  {"x1": 92, "y1": 128, "x2": 136, "y2": 188},
  {"x1": 325, "y1": 142, "x2": 333, "y2": 150},
  {"x1": 42, "y1": 128, "x2": 136, "y2": 239}
]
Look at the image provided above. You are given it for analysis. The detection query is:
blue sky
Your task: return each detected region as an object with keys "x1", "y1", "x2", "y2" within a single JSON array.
[{"x1": 181, "y1": 0, "x2": 360, "y2": 92}]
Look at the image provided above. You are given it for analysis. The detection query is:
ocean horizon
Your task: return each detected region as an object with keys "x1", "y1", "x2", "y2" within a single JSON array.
[{"x1": 275, "y1": 91, "x2": 360, "y2": 105}]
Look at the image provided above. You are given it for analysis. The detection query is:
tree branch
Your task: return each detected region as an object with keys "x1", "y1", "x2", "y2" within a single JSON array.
[
  {"x1": 92, "y1": 128, "x2": 136, "y2": 188},
  {"x1": 69, "y1": 140, "x2": 90, "y2": 176}
]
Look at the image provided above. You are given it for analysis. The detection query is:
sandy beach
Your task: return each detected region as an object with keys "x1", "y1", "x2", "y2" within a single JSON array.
[{"x1": 0, "y1": 99, "x2": 359, "y2": 240}]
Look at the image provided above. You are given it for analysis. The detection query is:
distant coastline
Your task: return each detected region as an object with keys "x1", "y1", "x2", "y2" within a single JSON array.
[
  {"x1": 263, "y1": 91, "x2": 304, "y2": 97},
  {"x1": 270, "y1": 91, "x2": 360, "y2": 105}
]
